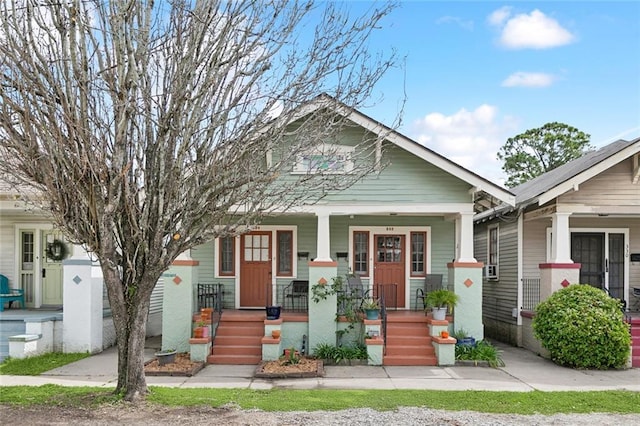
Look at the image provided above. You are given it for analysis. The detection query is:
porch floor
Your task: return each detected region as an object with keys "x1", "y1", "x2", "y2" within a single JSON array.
[{"x1": 0, "y1": 308, "x2": 63, "y2": 322}]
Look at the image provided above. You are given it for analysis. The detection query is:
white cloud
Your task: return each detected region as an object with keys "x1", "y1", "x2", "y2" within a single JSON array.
[
  {"x1": 490, "y1": 8, "x2": 575, "y2": 49},
  {"x1": 436, "y1": 16, "x2": 474, "y2": 31},
  {"x1": 411, "y1": 105, "x2": 519, "y2": 185},
  {"x1": 487, "y1": 6, "x2": 512, "y2": 27},
  {"x1": 502, "y1": 71, "x2": 556, "y2": 87}
]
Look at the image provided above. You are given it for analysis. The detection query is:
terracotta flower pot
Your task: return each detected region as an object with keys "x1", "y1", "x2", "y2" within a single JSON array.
[
  {"x1": 440, "y1": 330, "x2": 449, "y2": 338},
  {"x1": 271, "y1": 330, "x2": 281, "y2": 339},
  {"x1": 193, "y1": 327, "x2": 204, "y2": 338}
]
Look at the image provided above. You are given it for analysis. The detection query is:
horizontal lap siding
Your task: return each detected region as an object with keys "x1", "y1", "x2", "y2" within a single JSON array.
[
  {"x1": 0, "y1": 221, "x2": 15, "y2": 284},
  {"x1": 523, "y1": 219, "x2": 548, "y2": 277},
  {"x1": 559, "y1": 159, "x2": 640, "y2": 206},
  {"x1": 191, "y1": 241, "x2": 235, "y2": 309},
  {"x1": 323, "y1": 142, "x2": 472, "y2": 204},
  {"x1": 483, "y1": 220, "x2": 519, "y2": 324}
]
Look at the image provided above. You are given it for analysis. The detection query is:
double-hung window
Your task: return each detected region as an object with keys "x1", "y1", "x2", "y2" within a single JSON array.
[
  {"x1": 410, "y1": 232, "x2": 426, "y2": 276},
  {"x1": 219, "y1": 237, "x2": 235, "y2": 276}
]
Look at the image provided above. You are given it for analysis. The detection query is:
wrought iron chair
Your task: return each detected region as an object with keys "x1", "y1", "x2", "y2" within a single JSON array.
[
  {"x1": 337, "y1": 275, "x2": 370, "y2": 314},
  {"x1": 283, "y1": 280, "x2": 309, "y2": 312},
  {"x1": 414, "y1": 274, "x2": 443, "y2": 311}
]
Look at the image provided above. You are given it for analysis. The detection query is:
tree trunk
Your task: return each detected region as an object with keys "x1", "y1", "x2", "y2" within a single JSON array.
[{"x1": 104, "y1": 267, "x2": 157, "y2": 401}]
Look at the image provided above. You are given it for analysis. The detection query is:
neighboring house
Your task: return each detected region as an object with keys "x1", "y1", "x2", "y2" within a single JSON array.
[
  {"x1": 0, "y1": 183, "x2": 163, "y2": 360},
  {"x1": 474, "y1": 138, "x2": 640, "y2": 365}
]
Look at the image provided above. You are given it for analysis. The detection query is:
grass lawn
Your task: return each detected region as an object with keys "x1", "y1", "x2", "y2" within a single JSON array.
[
  {"x1": 0, "y1": 353, "x2": 90, "y2": 376},
  {"x1": 0, "y1": 385, "x2": 639, "y2": 415}
]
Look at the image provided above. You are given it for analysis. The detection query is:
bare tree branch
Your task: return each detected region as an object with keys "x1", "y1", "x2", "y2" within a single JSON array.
[{"x1": 0, "y1": 0, "x2": 401, "y2": 401}]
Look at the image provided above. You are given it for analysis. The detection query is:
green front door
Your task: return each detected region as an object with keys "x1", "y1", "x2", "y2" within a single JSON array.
[{"x1": 41, "y1": 230, "x2": 64, "y2": 306}]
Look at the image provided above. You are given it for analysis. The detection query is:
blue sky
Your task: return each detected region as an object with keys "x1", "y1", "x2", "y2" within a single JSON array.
[{"x1": 349, "y1": 1, "x2": 640, "y2": 185}]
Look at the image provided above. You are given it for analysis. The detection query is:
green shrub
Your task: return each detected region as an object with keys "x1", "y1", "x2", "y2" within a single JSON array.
[
  {"x1": 533, "y1": 284, "x2": 630, "y2": 369},
  {"x1": 313, "y1": 343, "x2": 367, "y2": 363},
  {"x1": 455, "y1": 340, "x2": 505, "y2": 367}
]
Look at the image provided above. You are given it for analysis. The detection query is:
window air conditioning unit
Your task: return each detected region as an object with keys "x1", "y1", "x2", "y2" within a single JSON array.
[{"x1": 485, "y1": 264, "x2": 498, "y2": 279}]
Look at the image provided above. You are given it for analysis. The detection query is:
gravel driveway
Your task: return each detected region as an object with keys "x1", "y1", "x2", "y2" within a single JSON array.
[{"x1": 3, "y1": 405, "x2": 640, "y2": 425}]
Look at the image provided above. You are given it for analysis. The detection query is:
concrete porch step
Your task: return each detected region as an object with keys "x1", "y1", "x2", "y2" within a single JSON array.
[
  {"x1": 382, "y1": 313, "x2": 436, "y2": 366},
  {"x1": 215, "y1": 325, "x2": 264, "y2": 337},
  {"x1": 211, "y1": 344, "x2": 262, "y2": 357},
  {"x1": 385, "y1": 344, "x2": 435, "y2": 357},
  {"x1": 208, "y1": 312, "x2": 264, "y2": 365},
  {"x1": 214, "y1": 335, "x2": 262, "y2": 346},
  {"x1": 383, "y1": 354, "x2": 437, "y2": 366},
  {"x1": 385, "y1": 335, "x2": 432, "y2": 346},
  {"x1": 207, "y1": 354, "x2": 261, "y2": 364}
]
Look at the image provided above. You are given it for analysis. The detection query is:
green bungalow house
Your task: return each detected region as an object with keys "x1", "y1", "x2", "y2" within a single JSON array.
[
  {"x1": 473, "y1": 137, "x2": 640, "y2": 368},
  {"x1": 162, "y1": 96, "x2": 515, "y2": 366},
  {"x1": 1, "y1": 96, "x2": 515, "y2": 366}
]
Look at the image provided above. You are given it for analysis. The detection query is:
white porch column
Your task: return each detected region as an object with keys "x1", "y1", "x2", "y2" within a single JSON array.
[
  {"x1": 315, "y1": 213, "x2": 332, "y2": 262},
  {"x1": 455, "y1": 212, "x2": 477, "y2": 263},
  {"x1": 62, "y1": 245, "x2": 103, "y2": 354},
  {"x1": 550, "y1": 213, "x2": 573, "y2": 263}
]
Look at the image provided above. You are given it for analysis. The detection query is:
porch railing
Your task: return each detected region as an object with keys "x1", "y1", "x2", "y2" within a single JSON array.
[
  {"x1": 378, "y1": 287, "x2": 388, "y2": 355},
  {"x1": 521, "y1": 278, "x2": 540, "y2": 311},
  {"x1": 373, "y1": 283, "x2": 398, "y2": 310},
  {"x1": 197, "y1": 283, "x2": 224, "y2": 314}
]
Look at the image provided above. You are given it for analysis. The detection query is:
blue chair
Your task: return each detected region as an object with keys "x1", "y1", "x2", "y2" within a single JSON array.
[{"x1": 0, "y1": 274, "x2": 25, "y2": 311}]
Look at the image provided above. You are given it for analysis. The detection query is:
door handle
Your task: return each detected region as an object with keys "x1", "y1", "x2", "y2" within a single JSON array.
[{"x1": 42, "y1": 268, "x2": 46, "y2": 278}]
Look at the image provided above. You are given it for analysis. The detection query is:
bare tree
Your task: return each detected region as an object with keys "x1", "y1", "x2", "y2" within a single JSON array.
[{"x1": 0, "y1": 0, "x2": 399, "y2": 400}]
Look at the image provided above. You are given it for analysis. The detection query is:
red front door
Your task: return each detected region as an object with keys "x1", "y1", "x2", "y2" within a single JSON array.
[
  {"x1": 240, "y1": 232, "x2": 272, "y2": 308},
  {"x1": 373, "y1": 235, "x2": 406, "y2": 308}
]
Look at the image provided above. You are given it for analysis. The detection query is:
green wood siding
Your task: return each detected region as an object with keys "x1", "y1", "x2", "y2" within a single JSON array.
[
  {"x1": 323, "y1": 141, "x2": 472, "y2": 204},
  {"x1": 191, "y1": 241, "x2": 236, "y2": 309},
  {"x1": 193, "y1": 214, "x2": 456, "y2": 308},
  {"x1": 272, "y1": 124, "x2": 474, "y2": 205}
]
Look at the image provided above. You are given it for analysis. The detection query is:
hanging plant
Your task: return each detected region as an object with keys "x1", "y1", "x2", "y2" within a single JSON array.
[{"x1": 46, "y1": 239, "x2": 67, "y2": 261}]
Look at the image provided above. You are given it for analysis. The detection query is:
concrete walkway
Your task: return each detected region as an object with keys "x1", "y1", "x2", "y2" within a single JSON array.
[{"x1": 1, "y1": 340, "x2": 639, "y2": 392}]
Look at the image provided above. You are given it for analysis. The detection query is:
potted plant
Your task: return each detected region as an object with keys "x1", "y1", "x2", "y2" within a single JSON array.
[
  {"x1": 155, "y1": 348, "x2": 177, "y2": 366},
  {"x1": 266, "y1": 305, "x2": 281, "y2": 320},
  {"x1": 362, "y1": 298, "x2": 380, "y2": 320},
  {"x1": 425, "y1": 289, "x2": 459, "y2": 320},
  {"x1": 194, "y1": 319, "x2": 209, "y2": 338},
  {"x1": 453, "y1": 328, "x2": 476, "y2": 347}
]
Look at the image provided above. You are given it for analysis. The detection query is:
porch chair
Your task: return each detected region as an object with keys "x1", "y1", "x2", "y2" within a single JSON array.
[
  {"x1": 0, "y1": 274, "x2": 25, "y2": 312},
  {"x1": 338, "y1": 275, "x2": 370, "y2": 314},
  {"x1": 283, "y1": 280, "x2": 309, "y2": 312},
  {"x1": 414, "y1": 273, "x2": 443, "y2": 311}
]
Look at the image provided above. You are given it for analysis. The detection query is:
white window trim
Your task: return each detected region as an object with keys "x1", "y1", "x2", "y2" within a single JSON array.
[
  {"x1": 486, "y1": 225, "x2": 499, "y2": 280},
  {"x1": 13, "y1": 223, "x2": 54, "y2": 308},
  {"x1": 214, "y1": 225, "x2": 298, "y2": 280},
  {"x1": 291, "y1": 143, "x2": 354, "y2": 174}
]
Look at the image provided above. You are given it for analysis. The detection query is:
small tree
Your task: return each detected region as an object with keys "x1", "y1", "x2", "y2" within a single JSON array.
[
  {"x1": 533, "y1": 285, "x2": 630, "y2": 369},
  {"x1": 0, "y1": 0, "x2": 400, "y2": 401},
  {"x1": 497, "y1": 122, "x2": 592, "y2": 187}
]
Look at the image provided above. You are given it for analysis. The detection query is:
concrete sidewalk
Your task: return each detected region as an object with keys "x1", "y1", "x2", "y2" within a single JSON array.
[{"x1": 2, "y1": 340, "x2": 639, "y2": 392}]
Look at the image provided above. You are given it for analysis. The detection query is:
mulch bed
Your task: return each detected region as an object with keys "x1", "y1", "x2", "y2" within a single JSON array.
[
  {"x1": 144, "y1": 353, "x2": 205, "y2": 377},
  {"x1": 254, "y1": 357, "x2": 324, "y2": 378}
]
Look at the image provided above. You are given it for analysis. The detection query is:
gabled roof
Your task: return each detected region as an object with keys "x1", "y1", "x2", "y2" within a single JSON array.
[
  {"x1": 512, "y1": 137, "x2": 640, "y2": 207},
  {"x1": 475, "y1": 136, "x2": 640, "y2": 222},
  {"x1": 293, "y1": 94, "x2": 515, "y2": 207}
]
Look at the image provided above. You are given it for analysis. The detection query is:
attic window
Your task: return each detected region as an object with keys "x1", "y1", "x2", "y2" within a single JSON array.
[{"x1": 292, "y1": 144, "x2": 354, "y2": 174}]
